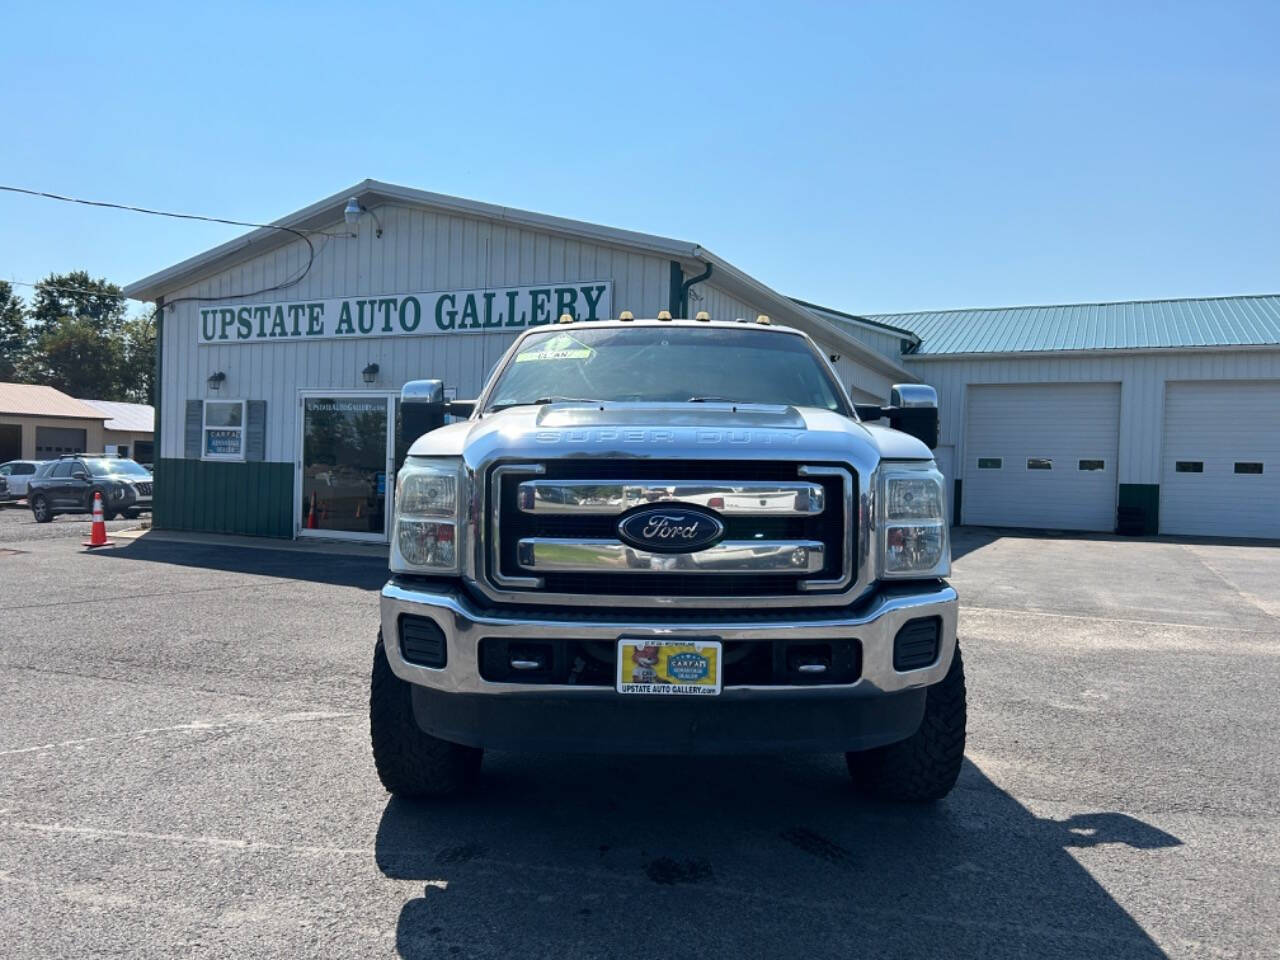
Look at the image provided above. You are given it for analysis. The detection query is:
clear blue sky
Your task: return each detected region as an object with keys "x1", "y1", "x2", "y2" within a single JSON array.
[{"x1": 2, "y1": 0, "x2": 1276, "y2": 315}]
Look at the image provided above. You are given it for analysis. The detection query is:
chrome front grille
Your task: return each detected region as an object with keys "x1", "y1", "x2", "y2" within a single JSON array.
[{"x1": 485, "y1": 460, "x2": 854, "y2": 600}]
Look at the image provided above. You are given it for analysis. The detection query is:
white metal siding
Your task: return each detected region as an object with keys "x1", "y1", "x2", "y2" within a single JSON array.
[
  {"x1": 844, "y1": 324, "x2": 909, "y2": 364},
  {"x1": 1160, "y1": 380, "x2": 1280, "y2": 538},
  {"x1": 963, "y1": 382, "x2": 1120, "y2": 531},
  {"x1": 686, "y1": 283, "x2": 762, "y2": 323},
  {"x1": 160, "y1": 203, "x2": 675, "y2": 462},
  {"x1": 159, "y1": 223, "x2": 901, "y2": 461},
  {"x1": 906, "y1": 350, "x2": 1280, "y2": 485}
]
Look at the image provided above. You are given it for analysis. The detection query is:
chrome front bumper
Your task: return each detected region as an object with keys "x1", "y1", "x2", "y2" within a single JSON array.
[{"x1": 380, "y1": 580, "x2": 958, "y2": 697}]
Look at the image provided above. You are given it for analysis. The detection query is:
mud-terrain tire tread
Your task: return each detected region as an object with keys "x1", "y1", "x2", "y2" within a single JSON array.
[
  {"x1": 847, "y1": 643, "x2": 967, "y2": 802},
  {"x1": 370, "y1": 633, "x2": 481, "y2": 798}
]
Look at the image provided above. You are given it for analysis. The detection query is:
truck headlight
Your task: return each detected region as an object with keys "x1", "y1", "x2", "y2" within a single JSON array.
[
  {"x1": 391, "y1": 458, "x2": 464, "y2": 574},
  {"x1": 879, "y1": 465, "x2": 949, "y2": 578}
]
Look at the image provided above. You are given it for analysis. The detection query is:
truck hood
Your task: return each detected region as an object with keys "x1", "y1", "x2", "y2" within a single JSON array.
[{"x1": 407, "y1": 401, "x2": 933, "y2": 464}]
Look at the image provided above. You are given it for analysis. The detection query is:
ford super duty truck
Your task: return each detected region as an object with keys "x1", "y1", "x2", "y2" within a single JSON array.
[{"x1": 372, "y1": 314, "x2": 964, "y2": 801}]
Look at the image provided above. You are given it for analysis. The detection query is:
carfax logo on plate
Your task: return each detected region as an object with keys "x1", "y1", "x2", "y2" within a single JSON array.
[{"x1": 667, "y1": 651, "x2": 710, "y2": 683}]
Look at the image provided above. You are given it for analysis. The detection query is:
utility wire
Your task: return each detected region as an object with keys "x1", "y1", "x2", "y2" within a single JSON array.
[{"x1": 0, "y1": 184, "x2": 323, "y2": 308}]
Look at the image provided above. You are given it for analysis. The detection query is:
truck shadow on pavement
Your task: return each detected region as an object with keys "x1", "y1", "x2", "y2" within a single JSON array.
[
  {"x1": 374, "y1": 754, "x2": 1179, "y2": 959},
  {"x1": 96, "y1": 538, "x2": 389, "y2": 590}
]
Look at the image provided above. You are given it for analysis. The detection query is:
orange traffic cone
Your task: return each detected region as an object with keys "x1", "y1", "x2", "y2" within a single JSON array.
[
  {"x1": 306, "y1": 496, "x2": 318, "y2": 529},
  {"x1": 83, "y1": 491, "x2": 114, "y2": 549}
]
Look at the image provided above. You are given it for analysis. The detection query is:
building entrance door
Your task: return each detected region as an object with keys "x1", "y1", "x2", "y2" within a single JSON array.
[{"x1": 297, "y1": 394, "x2": 394, "y2": 542}]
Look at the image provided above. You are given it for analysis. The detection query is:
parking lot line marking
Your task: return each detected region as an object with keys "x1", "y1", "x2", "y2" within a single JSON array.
[{"x1": 0, "y1": 711, "x2": 357, "y2": 758}]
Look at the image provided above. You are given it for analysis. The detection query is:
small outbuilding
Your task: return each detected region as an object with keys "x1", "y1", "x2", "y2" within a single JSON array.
[
  {"x1": 76, "y1": 399, "x2": 155, "y2": 464},
  {"x1": 0, "y1": 383, "x2": 109, "y2": 461},
  {"x1": 807, "y1": 295, "x2": 1280, "y2": 538}
]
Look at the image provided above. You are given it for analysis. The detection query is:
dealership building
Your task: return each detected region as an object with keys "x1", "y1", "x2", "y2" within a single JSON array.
[{"x1": 124, "y1": 180, "x2": 1280, "y2": 543}]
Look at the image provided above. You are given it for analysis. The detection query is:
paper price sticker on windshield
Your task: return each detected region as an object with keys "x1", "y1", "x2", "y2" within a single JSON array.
[
  {"x1": 616, "y1": 639, "x2": 722, "y2": 696},
  {"x1": 514, "y1": 332, "x2": 594, "y2": 363}
]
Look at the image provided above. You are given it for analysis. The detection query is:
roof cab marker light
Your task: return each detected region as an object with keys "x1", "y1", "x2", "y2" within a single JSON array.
[
  {"x1": 558, "y1": 313, "x2": 574, "y2": 324},
  {"x1": 695, "y1": 311, "x2": 711, "y2": 321},
  {"x1": 618, "y1": 311, "x2": 634, "y2": 321},
  {"x1": 657, "y1": 310, "x2": 673, "y2": 321},
  {"x1": 756, "y1": 315, "x2": 771, "y2": 325}
]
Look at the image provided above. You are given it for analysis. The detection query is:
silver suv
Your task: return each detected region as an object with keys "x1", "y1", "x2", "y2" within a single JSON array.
[
  {"x1": 371, "y1": 317, "x2": 963, "y2": 802},
  {"x1": 0, "y1": 460, "x2": 45, "y2": 502}
]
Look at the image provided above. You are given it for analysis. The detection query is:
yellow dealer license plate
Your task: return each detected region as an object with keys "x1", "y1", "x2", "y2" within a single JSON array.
[{"x1": 616, "y1": 638, "x2": 722, "y2": 696}]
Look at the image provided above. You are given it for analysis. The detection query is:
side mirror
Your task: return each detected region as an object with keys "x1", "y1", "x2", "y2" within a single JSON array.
[
  {"x1": 401, "y1": 379, "x2": 446, "y2": 447},
  {"x1": 400, "y1": 380, "x2": 480, "y2": 451},
  {"x1": 854, "y1": 383, "x2": 940, "y2": 449},
  {"x1": 72, "y1": 469, "x2": 88, "y2": 480}
]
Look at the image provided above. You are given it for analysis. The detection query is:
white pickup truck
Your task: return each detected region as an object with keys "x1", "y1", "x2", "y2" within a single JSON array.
[{"x1": 371, "y1": 315, "x2": 964, "y2": 802}]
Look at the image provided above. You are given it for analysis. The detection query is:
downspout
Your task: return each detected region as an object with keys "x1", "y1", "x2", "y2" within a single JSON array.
[
  {"x1": 679, "y1": 262, "x2": 713, "y2": 318},
  {"x1": 667, "y1": 261, "x2": 683, "y2": 317}
]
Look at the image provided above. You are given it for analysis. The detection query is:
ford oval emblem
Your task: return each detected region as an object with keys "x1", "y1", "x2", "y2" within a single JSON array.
[{"x1": 617, "y1": 506, "x2": 725, "y2": 554}]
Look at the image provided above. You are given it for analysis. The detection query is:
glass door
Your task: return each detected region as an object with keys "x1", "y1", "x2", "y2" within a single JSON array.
[{"x1": 299, "y1": 394, "x2": 394, "y2": 541}]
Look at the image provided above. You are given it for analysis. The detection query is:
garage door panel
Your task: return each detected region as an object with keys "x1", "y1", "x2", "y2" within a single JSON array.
[
  {"x1": 1160, "y1": 381, "x2": 1279, "y2": 538},
  {"x1": 34, "y1": 426, "x2": 86, "y2": 458},
  {"x1": 963, "y1": 383, "x2": 1120, "y2": 531}
]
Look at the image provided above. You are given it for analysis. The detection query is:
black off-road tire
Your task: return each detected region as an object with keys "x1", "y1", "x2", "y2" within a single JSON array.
[
  {"x1": 30, "y1": 494, "x2": 52, "y2": 523},
  {"x1": 370, "y1": 633, "x2": 482, "y2": 798},
  {"x1": 846, "y1": 642, "x2": 967, "y2": 802}
]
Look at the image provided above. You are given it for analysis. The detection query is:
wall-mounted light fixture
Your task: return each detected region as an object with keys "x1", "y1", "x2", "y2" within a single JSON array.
[
  {"x1": 343, "y1": 197, "x2": 383, "y2": 238},
  {"x1": 207, "y1": 371, "x2": 226, "y2": 391},
  {"x1": 362, "y1": 362, "x2": 380, "y2": 385}
]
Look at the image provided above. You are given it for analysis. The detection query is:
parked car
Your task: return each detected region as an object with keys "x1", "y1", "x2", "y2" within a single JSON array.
[
  {"x1": 26, "y1": 455, "x2": 154, "y2": 523},
  {"x1": 0, "y1": 460, "x2": 45, "y2": 503}
]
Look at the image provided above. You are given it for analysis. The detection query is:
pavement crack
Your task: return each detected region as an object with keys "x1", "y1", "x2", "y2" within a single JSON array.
[
  {"x1": 1181, "y1": 545, "x2": 1279, "y2": 624},
  {"x1": 0, "y1": 710, "x2": 358, "y2": 758},
  {"x1": 0, "y1": 580, "x2": 280, "y2": 613}
]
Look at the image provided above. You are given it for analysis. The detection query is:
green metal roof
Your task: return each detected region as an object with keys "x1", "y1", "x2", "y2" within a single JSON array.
[{"x1": 861, "y1": 294, "x2": 1280, "y2": 356}]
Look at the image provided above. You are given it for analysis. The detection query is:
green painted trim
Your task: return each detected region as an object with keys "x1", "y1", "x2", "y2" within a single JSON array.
[
  {"x1": 953, "y1": 478, "x2": 963, "y2": 526},
  {"x1": 153, "y1": 297, "x2": 163, "y2": 471},
  {"x1": 153, "y1": 458, "x2": 293, "y2": 537},
  {"x1": 1117, "y1": 483, "x2": 1159, "y2": 536}
]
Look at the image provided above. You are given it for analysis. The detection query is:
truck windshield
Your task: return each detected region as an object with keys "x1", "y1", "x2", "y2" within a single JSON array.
[{"x1": 486, "y1": 326, "x2": 848, "y2": 413}]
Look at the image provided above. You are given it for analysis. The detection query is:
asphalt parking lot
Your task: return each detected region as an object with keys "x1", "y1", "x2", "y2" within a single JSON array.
[
  {"x1": 1, "y1": 526, "x2": 1276, "y2": 958},
  {"x1": 0, "y1": 501, "x2": 139, "y2": 543}
]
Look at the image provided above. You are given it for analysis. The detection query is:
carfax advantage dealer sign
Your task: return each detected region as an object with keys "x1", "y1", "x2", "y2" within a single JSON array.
[{"x1": 197, "y1": 281, "x2": 612, "y2": 344}]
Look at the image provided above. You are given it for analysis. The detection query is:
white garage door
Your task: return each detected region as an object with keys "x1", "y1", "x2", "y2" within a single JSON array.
[
  {"x1": 963, "y1": 382, "x2": 1120, "y2": 531},
  {"x1": 1160, "y1": 381, "x2": 1280, "y2": 538}
]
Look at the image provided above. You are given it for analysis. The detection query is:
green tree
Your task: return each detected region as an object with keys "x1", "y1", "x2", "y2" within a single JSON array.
[
  {"x1": 0, "y1": 281, "x2": 33, "y2": 382},
  {"x1": 36, "y1": 315, "x2": 127, "y2": 398},
  {"x1": 119, "y1": 310, "x2": 157, "y2": 404},
  {"x1": 30, "y1": 271, "x2": 128, "y2": 337}
]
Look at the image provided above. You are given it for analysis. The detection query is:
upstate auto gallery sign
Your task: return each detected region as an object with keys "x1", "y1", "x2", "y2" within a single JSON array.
[{"x1": 196, "y1": 281, "x2": 612, "y2": 344}]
